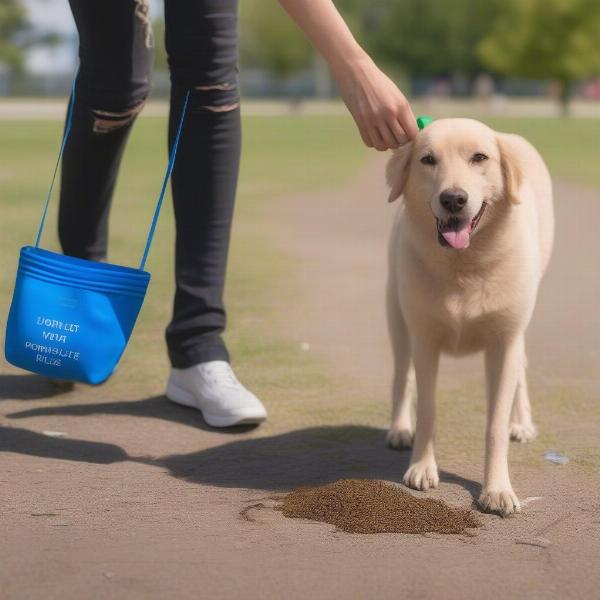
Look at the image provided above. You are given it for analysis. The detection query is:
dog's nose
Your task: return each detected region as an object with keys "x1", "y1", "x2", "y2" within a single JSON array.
[{"x1": 439, "y1": 188, "x2": 468, "y2": 214}]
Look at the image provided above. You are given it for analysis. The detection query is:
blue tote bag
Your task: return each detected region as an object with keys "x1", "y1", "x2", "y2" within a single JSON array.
[{"x1": 5, "y1": 83, "x2": 190, "y2": 385}]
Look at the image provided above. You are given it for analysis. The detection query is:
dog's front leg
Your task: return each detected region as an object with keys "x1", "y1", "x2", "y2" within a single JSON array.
[
  {"x1": 402, "y1": 338, "x2": 439, "y2": 491},
  {"x1": 480, "y1": 336, "x2": 523, "y2": 516}
]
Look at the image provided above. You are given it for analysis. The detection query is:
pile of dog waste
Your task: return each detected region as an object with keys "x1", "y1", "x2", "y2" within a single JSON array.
[{"x1": 278, "y1": 479, "x2": 481, "y2": 534}]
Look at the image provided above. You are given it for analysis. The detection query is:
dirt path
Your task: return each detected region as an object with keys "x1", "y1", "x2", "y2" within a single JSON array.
[{"x1": 1, "y1": 158, "x2": 599, "y2": 599}]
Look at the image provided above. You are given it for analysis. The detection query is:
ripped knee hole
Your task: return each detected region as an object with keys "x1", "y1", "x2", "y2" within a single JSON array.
[
  {"x1": 193, "y1": 83, "x2": 240, "y2": 113},
  {"x1": 92, "y1": 100, "x2": 146, "y2": 134}
]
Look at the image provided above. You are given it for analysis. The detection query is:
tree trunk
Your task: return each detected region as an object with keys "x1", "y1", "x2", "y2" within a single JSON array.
[{"x1": 559, "y1": 79, "x2": 573, "y2": 117}]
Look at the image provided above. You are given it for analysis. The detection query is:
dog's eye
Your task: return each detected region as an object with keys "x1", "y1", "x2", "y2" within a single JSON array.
[
  {"x1": 420, "y1": 154, "x2": 437, "y2": 166},
  {"x1": 471, "y1": 153, "x2": 488, "y2": 163}
]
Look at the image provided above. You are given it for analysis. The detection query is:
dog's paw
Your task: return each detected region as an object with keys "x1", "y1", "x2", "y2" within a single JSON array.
[
  {"x1": 509, "y1": 422, "x2": 537, "y2": 443},
  {"x1": 403, "y1": 461, "x2": 439, "y2": 491},
  {"x1": 478, "y1": 487, "x2": 521, "y2": 517},
  {"x1": 386, "y1": 427, "x2": 414, "y2": 449}
]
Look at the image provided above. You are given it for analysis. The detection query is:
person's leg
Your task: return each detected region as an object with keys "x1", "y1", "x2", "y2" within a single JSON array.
[
  {"x1": 58, "y1": 0, "x2": 153, "y2": 260},
  {"x1": 163, "y1": 1, "x2": 266, "y2": 427},
  {"x1": 164, "y1": 0, "x2": 241, "y2": 367}
]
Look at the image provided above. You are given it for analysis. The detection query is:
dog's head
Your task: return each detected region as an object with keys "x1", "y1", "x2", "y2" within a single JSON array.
[{"x1": 386, "y1": 118, "x2": 522, "y2": 250}]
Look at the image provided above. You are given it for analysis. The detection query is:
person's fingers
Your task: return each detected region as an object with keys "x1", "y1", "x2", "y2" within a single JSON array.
[
  {"x1": 377, "y1": 122, "x2": 400, "y2": 150},
  {"x1": 397, "y1": 98, "x2": 419, "y2": 140},
  {"x1": 357, "y1": 120, "x2": 374, "y2": 148},
  {"x1": 369, "y1": 126, "x2": 387, "y2": 152},
  {"x1": 389, "y1": 119, "x2": 410, "y2": 147}
]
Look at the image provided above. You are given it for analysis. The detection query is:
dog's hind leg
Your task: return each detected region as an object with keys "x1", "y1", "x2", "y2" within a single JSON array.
[
  {"x1": 385, "y1": 277, "x2": 415, "y2": 450},
  {"x1": 387, "y1": 363, "x2": 415, "y2": 449},
  {"x1": 509, "y1": 354, "x2": 537, "y2": 443}
]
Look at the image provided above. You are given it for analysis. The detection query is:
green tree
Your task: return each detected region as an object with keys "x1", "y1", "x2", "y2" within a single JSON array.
[
  {"x1": 366, "y1": 0, "x2": 505, "y2": 82},
  {"x1": 240, "y1": 0, "x2": 313, "y2": 79},
  {"x1": 0, "y1": 0, "x2": 27, "y2": 72},
  {"x1": 479, "y1": 0, "x2": 600, "y2": 114}
]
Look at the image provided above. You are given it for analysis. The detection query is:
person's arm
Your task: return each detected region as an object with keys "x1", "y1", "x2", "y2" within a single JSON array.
[{"x1": 278, "y1": 0, "x2": 418, "y2": 150}]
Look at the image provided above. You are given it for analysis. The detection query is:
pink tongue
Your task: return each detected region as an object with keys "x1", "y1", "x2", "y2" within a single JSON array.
[{"x1": 442, "y1": 223, "x2": 471, "y2": 249}]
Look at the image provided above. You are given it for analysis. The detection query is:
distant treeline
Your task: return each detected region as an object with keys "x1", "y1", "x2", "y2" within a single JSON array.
[
  {"x1": 1, "y1": 0, "x2": 599, "y2": 110},
  {"x1": 237, "y1": 0, "x2": 600, "y2": 110}
]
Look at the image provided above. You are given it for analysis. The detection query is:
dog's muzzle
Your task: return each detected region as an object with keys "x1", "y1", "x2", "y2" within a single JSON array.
[{"x1": 437, "y1": 202, "x2": 487, "y2": 249}]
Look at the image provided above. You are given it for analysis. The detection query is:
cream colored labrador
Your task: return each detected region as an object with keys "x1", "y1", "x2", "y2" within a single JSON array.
[{"x1": 385, "y1": 118, "x2": 553, "y2": 516}]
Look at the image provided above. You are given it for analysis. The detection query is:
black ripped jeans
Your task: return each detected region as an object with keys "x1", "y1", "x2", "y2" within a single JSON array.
[{"x1": 59, "y1": 0, "x2": 240, "y2": 368}]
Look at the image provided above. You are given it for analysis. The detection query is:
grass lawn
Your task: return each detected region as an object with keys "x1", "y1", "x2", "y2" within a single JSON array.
[
  {"x1": 486, "y1": 117, "x2": 600, "y2": 187},
  {"x1": 0, "y1": 114, "x2": 368, "y2": 428},
  {"x1": 1, "y1": 114, "x2": 598, "y2": 434}
]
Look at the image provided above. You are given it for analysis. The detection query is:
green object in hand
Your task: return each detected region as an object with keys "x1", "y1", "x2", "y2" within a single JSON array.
[{"x1": 417, "y1": 115, "x2": 433, "y2": 130}]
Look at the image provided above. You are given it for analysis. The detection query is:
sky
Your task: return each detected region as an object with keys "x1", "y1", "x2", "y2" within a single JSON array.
[{"x1": 22, "y1": 0, "x2": 163, "y2": 74}]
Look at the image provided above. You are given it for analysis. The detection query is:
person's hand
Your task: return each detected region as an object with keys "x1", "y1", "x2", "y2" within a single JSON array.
[
  {"x1": 277, "y1": 0, "x2": 417, "y2": 149},
  {"x1": 332, "y1": 55, "x2": 418, "y2": 151}
]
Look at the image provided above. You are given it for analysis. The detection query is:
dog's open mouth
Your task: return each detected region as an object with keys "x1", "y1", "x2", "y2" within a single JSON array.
[{"x1": 437, "y1": 202, "x2": 487, "y2": 249}]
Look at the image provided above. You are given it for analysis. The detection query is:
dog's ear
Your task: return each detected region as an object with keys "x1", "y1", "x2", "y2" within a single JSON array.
[
  {"x1": 498, "y1": 136, "x2": 523, "y2": 205},
  {"x1": 386, "y1": 143, "x2": 413, "y2": 203}
]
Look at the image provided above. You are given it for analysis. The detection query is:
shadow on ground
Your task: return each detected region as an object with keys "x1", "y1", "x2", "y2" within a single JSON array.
[
  {"x1": 0, "y1": 425, "x2": 128, "y2": 464},
  {"x1": 157, "y1": 425, "x2": 480, "y2": 497},
  {"x1": 0, "y1": 374, "x2": 74, "y2": 400},
  {"x1": 6, "y1": 394, "x2": 258, "y2": 434},
  {"x1": 0, "y1": 418, "x2": 480, "y2": 498}
]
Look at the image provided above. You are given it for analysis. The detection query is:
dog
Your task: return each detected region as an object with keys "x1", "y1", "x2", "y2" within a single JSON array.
[{"x1": 385, "y1": 118, "x2": 554, "y2": 516}]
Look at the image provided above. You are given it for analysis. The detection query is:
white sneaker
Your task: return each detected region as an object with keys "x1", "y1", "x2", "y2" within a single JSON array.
[{"x1": 166, "y1": 360, "x2": 267, "y2": 427}]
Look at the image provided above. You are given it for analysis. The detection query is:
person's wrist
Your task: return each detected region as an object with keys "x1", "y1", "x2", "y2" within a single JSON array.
[{"x1": 327, "y1": 45, "x2": 371, "y2": 79}]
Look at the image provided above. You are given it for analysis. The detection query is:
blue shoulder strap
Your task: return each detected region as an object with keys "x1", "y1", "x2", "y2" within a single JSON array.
[
  {"x1": 34, "y1": 72, "x2": 190, "y2": 272},
  {"x1": 139, "y1": 90, "x2": 190, "y2": 270},
  {"x1": 34, "y1": 76, "x2": 77, "y2": 248}
]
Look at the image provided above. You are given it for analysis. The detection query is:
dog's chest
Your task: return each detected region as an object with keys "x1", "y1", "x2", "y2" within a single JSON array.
[
  {"x1": 436, "y1": 272, "x2": 516, "y2": 353},
  {"x1": 397, "y1": 242, "x2": 536, "y2": 354}
]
